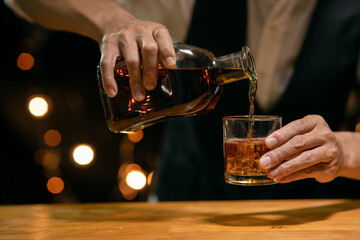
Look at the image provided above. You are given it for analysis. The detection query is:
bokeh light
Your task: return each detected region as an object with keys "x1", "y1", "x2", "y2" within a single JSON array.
[
  {"x1": 117, "y1": 163, "x2": 129, "y2": 181},
  {"x1": 47, "y1": 177, "x2": 64, "y2": 194},
  {"x1": 125, "y1": 163, "x2": 142, "y2": 173},
  {"x1": 126, "y1": 170, "x2": 146, "y2": 190},
  {"x1": 148, "y1": 171, "x2": 154, "y2": 186},
  {"x1": 72, "y1": 144, "x2": 94, "y2": 165},
  {"x1": 118, "y1": 163, "x2": 142, "y2": 179},
  {"x1": 42, "y1": 151, "x2": 60, "y2": 171},
  {"x1": 44, "y1": 129, "x2": 62, "y2": 147},
  {"x1": 119, "y1": 181, "x2": 137, "y2": 200},
  {"x1": 28, "y1": 96, "x2": 48, "y2": 117},
  {"x1": 127, "y1": 130, "x2": 144, "y2": 143},
  {"x1": 34, "y1": 149, "x2": 61, "y2": 171},
  {"x1": 17, "y1": 52, "x2": 34, "y2": 70},
  {"x1": 34, "y1": 149, "x2": 47, "y2": 165}
]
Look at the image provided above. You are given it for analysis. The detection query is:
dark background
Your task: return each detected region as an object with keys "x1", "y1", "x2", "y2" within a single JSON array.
[
  {"x1": 1, "y1": 2, "x2": 359, "y2": 205},
  {"x1": 0, "y1": 2, "x2": 162, "y2": 204}
]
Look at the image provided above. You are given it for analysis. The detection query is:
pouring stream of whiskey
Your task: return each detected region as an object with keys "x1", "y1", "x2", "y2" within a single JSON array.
[
  {"x1": 247, "y1": 74, "x2": 257, "y2": 139},
  {"x1": 217, "y1": 68, "x2": 257, "y2": 139}
]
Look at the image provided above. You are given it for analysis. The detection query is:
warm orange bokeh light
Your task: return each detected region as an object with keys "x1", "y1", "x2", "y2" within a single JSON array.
[
  {"x1": 34, "y1": 149, "x2": 47, "y2": 165},
  {"x1": 47, "y1": 177, "x2": 64, "y2": 194},
  {"x1": 72, "y1": 144, "x2": 94, "y2": 165},
  {"x1": 28, "y1": 96, "x2": 49, "y2": 117},
  {"x1": 42, "y1": 151, "x2": 60, "y2": 171},
  {"x1": 125, "y1": 163, "x2": 142, "y2": 173},
  {"x1": 148, "y1": 171, "x2": 154, "y2": 186},
  {"x1": 127, "y1": 130, "x2": 144, "y2": 143},
  {"x1": 119, "y1": 181, "x2": 137, "y2": 200},
  {"x1": 34, "y1": 149, "x2": 60, "y2": 170},
  {"x1": 118, "y1": 163, "x2": 142, "y2": 181},
  {"x1": 356, "y1": 123, "x2": 360, "y2": 132},
  {"x1": 17, "y1": 53, "x2": 34, "y2": 70},
  {"x1": 44, "y1": 129, "x2": 62, "y2": 147},
  {"x1": 126, "y1": 170, "x2": 146, "y2": 190}
]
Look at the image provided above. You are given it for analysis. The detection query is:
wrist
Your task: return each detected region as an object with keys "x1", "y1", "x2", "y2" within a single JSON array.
[
  {"x1": 335, "y1": 131, "x2": 360, "y2": 180},
  {"x1": 68, "y1": 0, "x2": 136, "y2": 43}
]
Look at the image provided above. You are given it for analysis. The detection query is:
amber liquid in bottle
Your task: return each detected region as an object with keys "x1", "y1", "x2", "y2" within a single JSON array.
[{"x1": 98, "y1": 66, "x2": 251, "y2": 133}]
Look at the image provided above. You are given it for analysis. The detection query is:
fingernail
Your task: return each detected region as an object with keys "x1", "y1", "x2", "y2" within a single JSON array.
[
  {"x1": 144, "y1": 81, "x2": 155, "y2": 90},
  {"x1": 165, "y1": 57, "x2": 176, "y2": 67},
  {"x1": 259, "y1": 156, "x2": 271, "y2": 169},
  {"x1": 134, "y1": 91, "x2": 145, "y2": 101},
  {"x1": 269, "y1": 169, "x2": 278, "y2": 178},
  {"x1": 108, "y1": 88, "x2": 116, "y2": 97},
  {"x1": 266, "y1": 137, "x2": 277, "y2": 148}
]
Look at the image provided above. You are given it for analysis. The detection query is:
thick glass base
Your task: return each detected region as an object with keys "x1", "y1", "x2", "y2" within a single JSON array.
[{"x1": 225, "y1": 173, "x2": 276, "y2": 186}]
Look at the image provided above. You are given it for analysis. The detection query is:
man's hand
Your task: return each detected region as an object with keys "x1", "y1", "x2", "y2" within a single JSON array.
[
  {"x1": 99, "y1": 19, "x2": 176, "y2": 100},
  {"x1": 260, "y1": 115, "x2": 343, "y2": 183}
]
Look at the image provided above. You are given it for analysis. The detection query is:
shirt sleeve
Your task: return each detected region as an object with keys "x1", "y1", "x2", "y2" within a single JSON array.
[
  {"x1": 115, "y1": 0, "x2": 195, "y2": 42},
  {"x1": 4, "y1": 0, "x2": 195, "y2": 42},
  {"x1": 4, "y1": 0, "x2": 34, "y2": 22}
]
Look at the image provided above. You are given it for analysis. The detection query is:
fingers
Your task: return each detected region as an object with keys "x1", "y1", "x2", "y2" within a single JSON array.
[
  {"x1": 274, "y1": 162, "x2": 337, "y2": 184},
  {"x1": 100, "y1": 35, "x2": 119, "y2": 98},
  {"x1": 265, "y1": 115, "x2": 319, "y2": 149},
  {"x1": 153, "y1": 27, "x2": 176, "y2": 68},
  {"x1": 274, "y1": 164, "x2": 323, "y2": 183},
  {"x1": 120, "y1": 37, "x2": 144, "y2": 101},
  {"x1": 260, "y1": 131, "x2": 322, "y2": 170},
  {"x1": 139, "y1": 37, "x2": 159, "y2": 91},
  {"x1": 100, "y1": 21, "x2": 174, "y2": 100},
  {"x1": 266, "y1": 145, "x2": 338, "y2": 180},
  {"x1": 258, "y1": 115, "x2": 341, "y2": 183},
  {"x1": 134, "y1": 25, "x2": 174, "y2": 94}
]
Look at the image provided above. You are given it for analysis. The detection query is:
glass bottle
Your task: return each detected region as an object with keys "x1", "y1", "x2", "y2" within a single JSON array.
[{"x1": 97, "y1": 42, "x2": 257, "y2": 133}]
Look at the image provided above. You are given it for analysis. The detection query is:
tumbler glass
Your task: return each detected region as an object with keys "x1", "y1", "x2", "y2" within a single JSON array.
[{"x1": 223, "y1": 115, "x2": 282, "y2": 186}]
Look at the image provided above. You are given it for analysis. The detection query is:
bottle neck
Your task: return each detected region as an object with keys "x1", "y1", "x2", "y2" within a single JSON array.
[
  {"x1": 217, "y1": 69, "x2": 251, "y2": 85},
  {"x1": 240, "y1": 46, "x2": 257, "y2": 80},
  {"x1": 215, "y1": 46, "x2": 257, "y2": 85}
]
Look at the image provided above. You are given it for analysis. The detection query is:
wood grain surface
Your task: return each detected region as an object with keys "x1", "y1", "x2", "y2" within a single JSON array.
[{"x1": 0, "y1": 199, "x2": 359, "y2": 239}]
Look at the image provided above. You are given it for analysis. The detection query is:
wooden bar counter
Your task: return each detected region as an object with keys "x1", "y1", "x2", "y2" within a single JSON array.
[{"x1": 1, "y1": 199, "x2": 359, "y2": 239}]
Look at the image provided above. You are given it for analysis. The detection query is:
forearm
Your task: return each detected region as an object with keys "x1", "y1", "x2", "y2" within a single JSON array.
[
  {"x1": 6, "y1": 0, "x2": 136, "y2": 43},
  {"x1": 7, "y1": 0, "x2": 176, "y2": 99},
  {"x1": 336, "y1": 131, "x2": 360, "y2": 180}
]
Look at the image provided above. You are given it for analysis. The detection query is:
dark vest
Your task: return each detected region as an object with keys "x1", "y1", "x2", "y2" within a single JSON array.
[{"x1": 156, "y1": 0, "x2": 360, "y2": 201}]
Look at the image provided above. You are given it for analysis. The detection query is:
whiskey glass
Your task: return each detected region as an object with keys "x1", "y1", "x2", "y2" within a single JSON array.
[{"x1": 223, "y1": 115, "x2": 282, "y2": 186}]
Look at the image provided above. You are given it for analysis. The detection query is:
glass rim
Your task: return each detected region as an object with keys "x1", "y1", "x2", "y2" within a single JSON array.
[{"x1": 222, "y1": 115, "x2": 282, "y2": 121}]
